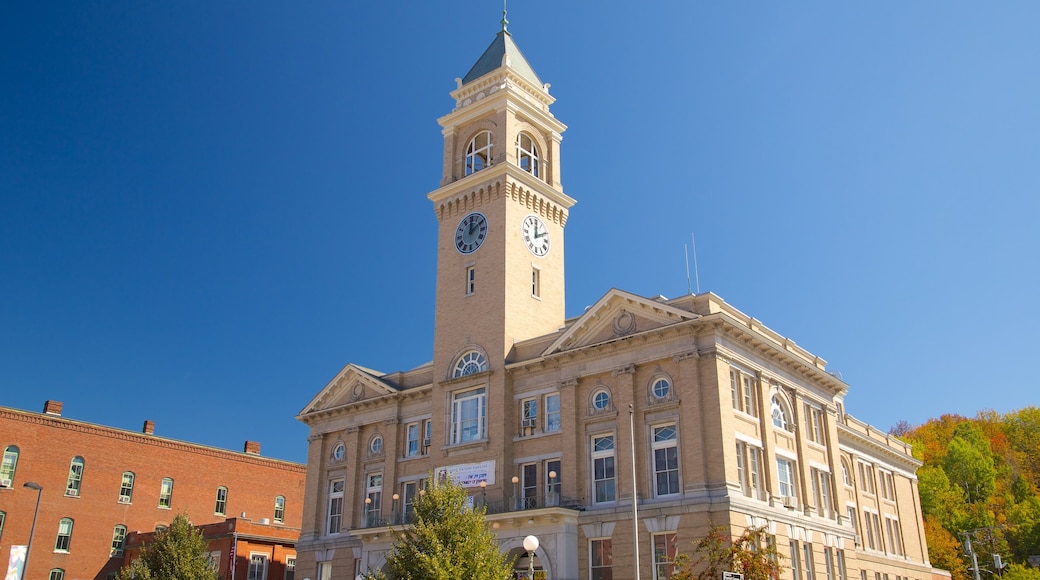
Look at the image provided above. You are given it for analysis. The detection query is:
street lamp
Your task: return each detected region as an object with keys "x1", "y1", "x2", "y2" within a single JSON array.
[
  {"x1": 512, "y1": 475, "x2": 520, "y2": 510},
  {"x1": 480, "y1": 480, "x2": 487, "y2": 508},
  {"x1": 364, "y1": 497, "x2": 372, "y2": 527},
  {"x1": 391, "y1": 493, "x2": 400, "y2": 524},
  {"x1": 548, "y1": 470, "x2": 558, "y2": 506},
  {"x1": 523, "y1": 534, "x2": 539, "y2": 580},
  {"x1": 21, "y1": 482, "x2": 43, "y2": 580}
]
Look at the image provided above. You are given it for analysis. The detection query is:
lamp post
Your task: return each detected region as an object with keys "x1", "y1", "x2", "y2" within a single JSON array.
[
  {"x1": 22, "y1": 482, "x2": 43, "y2": 580},
  {"x1": 391, "y1": 493, "x2": 400, "y2": 524},
  {"x1": 479, "y1": 480, "x2": 487, "y2": 509},
  {"x1": 364, "y1": 497, "x2": 372, "y2": 527},
  {"x1": 512, "y1": 475, "x2": 520, "y2": 511},
  {"x1": 548, "y1": 470, "x2": 557, "y2": 506},
  {"x1": 523, "y1": 534, "x2": 539, "y2": 580}
]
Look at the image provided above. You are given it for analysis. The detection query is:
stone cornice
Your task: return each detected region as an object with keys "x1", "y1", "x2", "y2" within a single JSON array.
[
  {"x1": 0, "y1": 407, "x2": 305, "y2": 471},
  {"x1": 297, "y1": 384, "x2": 432, "y2": 425}
]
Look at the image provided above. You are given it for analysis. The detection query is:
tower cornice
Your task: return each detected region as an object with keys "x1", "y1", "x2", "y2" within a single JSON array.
[{"x1": 427, "y1": 163, "x2": 575, "y2": 215}]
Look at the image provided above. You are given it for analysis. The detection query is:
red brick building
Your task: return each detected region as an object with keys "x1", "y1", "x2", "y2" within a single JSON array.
[{"x1": 0, "y1": 401, "x2": 305, "y2": 580}]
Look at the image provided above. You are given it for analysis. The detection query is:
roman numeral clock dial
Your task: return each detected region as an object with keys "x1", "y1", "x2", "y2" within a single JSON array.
[
  {"x1": 522, "y1": 214, "x2": 551, "y2": 257},
  {"x1": 454, "y1": 212, "x2": 488, "y2": 254}
]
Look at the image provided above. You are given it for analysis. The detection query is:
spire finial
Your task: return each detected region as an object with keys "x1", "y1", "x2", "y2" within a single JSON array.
[{"x1": 501, "y1": 0, "x2": 509, "y2": 32}]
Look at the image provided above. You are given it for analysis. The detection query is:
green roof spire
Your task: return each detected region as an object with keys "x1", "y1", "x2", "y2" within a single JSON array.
[{"x1": 501, "y1": 0, "x2": 508, "y2": 32}]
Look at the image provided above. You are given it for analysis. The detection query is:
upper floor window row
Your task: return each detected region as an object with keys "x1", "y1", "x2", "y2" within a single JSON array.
[
  {"x1": 729, "y1": 368, "x2": 758, "y2": 417},
  {"x1": 0, "y1": 446, "x2": 19, "y2": 488}
]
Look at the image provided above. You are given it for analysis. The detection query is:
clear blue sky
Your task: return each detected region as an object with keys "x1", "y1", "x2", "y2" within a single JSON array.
[{"x1": 3, "y1": 2, "x2": 1038, "y2": 463}]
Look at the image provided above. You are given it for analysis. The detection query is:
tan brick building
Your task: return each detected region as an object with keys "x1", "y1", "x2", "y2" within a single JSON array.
[
  {"x1": 0, "y1": 401, "x2": 305, "y2": 580},
  {"x1": 295, "y1": 24, "x2": 938, "y2": 580}
]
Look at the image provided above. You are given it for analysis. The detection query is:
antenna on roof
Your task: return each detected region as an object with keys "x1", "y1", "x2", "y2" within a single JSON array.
[
  {"x1": 684, "y1": 244, "x2": 692, "y2": 295},
  {"x1": 686, "y1": 232, "x2": 701, "y2": 294},
  {"x1": 501, "y1": 0, "x2": 509, "y2": 32}
]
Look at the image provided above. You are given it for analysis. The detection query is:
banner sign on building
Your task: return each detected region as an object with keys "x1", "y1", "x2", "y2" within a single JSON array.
[
  {"x1": 5, "y1": 545, "x2": 26, "y2": 580},
  {"x1": 435, "y1": 460, "x2": 496, "y2": 487}
]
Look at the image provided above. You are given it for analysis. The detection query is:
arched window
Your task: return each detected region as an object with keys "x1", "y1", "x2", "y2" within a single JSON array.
[
  {"x1": 771, "y1": 395, "x2": 792, "y2": 431},
  {"x1": 49, "y1": 570, "x2": 65, "y2": 580},
  {"x1": 516, "y1": 132, "x2": 539, "y2": 177},
  {"x1": 274, "y1": 495, "x2": 286, "y2": 524},
  {"x1": 465, "y1": 131, "x2": 493, "y2": 175},
  {"x1": 65, "y1": 457, "x2": 84, "y2": 497},
  {"x1": 214, "y1": 486, "x2": 228, "y2": 515},
  {"x1": 54, "y1": 518, "x2": 74, "y2": 552},
  {"x1": 453, "y1": 350, "x2": 487, "y2": 378},
  {"x1": 0, "y1": 446, "x2": 19, "y2": 487},
  {"x1": 841, "y1": 458, "x2": 854, "y2": 487},
  {"x1": 110, "y1": 525, "x2": 127, "y2": 557},
  {"x1": 119, "y1": 472, "x2": 135, "y2": 503}
]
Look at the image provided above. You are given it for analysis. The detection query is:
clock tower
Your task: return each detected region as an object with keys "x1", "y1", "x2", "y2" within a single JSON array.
[{"x1": 428, "y1": 24, "x2": 576, "y2": 380}]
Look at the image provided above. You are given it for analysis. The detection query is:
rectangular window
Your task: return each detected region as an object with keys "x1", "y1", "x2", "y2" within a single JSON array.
[
  {"x1": 824, "y1": 547, "x2": 835, "y2": 580},
  {"x1": 55, "y1": 518, "x2": 74, "y2": 552},
  {"x1": 366, "y1": 473, "x2": 383, "y2": 526},
  {"x1": 837, "y1": 550, "x2": 848, "y2": 580},
  {"x1": 729, "y1": 368, "x2": 759, "y2": 416},
  {"x1": 317, "y1": 562, "x2": 331, "y2": 580},
  {"x1": 274, "y1": 496, "x2": 285, "y2": 524},
  {"x1": 743, "y1": 374, "x2": 758, "y2": 417},
  {"x1": 652, "y1": 533, "x2": 677, "y2": 580},
  {"x1": 406, "y1": 423, "x2": 420, "y2": 457},
  {"x1": 736, "y1": 443, "x2": 764, "y2": 500},
  {"x1": 790, "y1": 541, "x2": 801, "y2": 580},
  {"x1": 110, "y1": 525, "x2": 127, "y2": 557},
  {"x1": 0, "y1": 447, "x2": 18, "y2": 485},
  {"x1": 812, "y1": 469, "x2": 832, "y2": 516},
  {"x1": 0, "y1": 510, "x2": 5, "y2": 541},
  {"x1": 465, "y1": 266, "x2": 475, "y2": 295},
  {"x1": 522, "y1": 398, "x2": 538, "y2": 433},
  {"x1": 590, "y1": 538, "x2": 613, "y2": 580},
  {"x1": 803, "y1": 543, "x2": 815, "y2": 580},
  {"x1": 736, "y1": 443, "x2": 745, "y2": 493},
  {"x1": 522, "y1": 463, "x2": 538, "y2": 508},
  {"x1": 858, "y1": 463, "x2": 875, "y2": 495},
  {"x1": 885, "y1": 516, "x2": 903, "y2": 556},
  {"x1": 248, "y1": 554, "x2": 268, "y2": 580},
  {"x1": 777, "y1": 458, "x2": 796, "y2": 499},
  {"x1": 285, "y1": 557, "x2": 296, "y2": 580},
  {"x1": 592, "y1": 434, "x2": 616, "y2": 503},
  {"x1": 545, "y1": 459, "x2": 561, "y2": 504},
  {"x1": 214, "y1": 487, "x2": 228, "y2": 515},
  {"x1": 652, "y1": 424, "x2": 679, "y2": 496},
  {"x1": 451, "y1": 387, "x2": 487, "y2": 444},
  {"x1": 423, "y1": 419, "x2": 432, "y2": 454},
  {"x1": 805, "y1": 405, "x2": 824, "y2": 444},
  {"x1": 158, "y1": 478, "x2": 174, "y2": 509},
  {"x1": 65, "y1": 457, "x2": 84, "y2": 497},
  {"x1": 545, "y1": 394, "x2": 561, "y2": 433},
  {"x1": 207, "y1": 551, "x2": 221, "y2": 573},
  {"x1": 327, "y1": 479, "x2": 344, "y2": 534},
  {"x1": 531, "y1": 268, "x2": 540, "y2": 297},
  {"x1": 872, "y1": 512, "x2": 884, "y2": 551},
  {"x1": 730, "y1": 369, "x2": 740, "y2": 411},
  {"x1": 402, "y1": 479, "x2": 426, "y2": 521},
  {"x1": 847, "y1": 506, "x2": 860, "y2": 539},
  {"x1": 879, "y1": 471, "x2": 895, "y2": 500},
  {"x1": 119, "y1": 472, "x2": 134, "y2": 503}
]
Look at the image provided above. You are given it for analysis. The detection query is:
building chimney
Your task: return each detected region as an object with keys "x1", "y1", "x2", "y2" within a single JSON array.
[
  {"x1": 243, "y1": 441, "x2": 261, "y2": 455},
  {"x1": 142, "y1": 420, "x2": 155, "y2": 435},
  {"x1": 43, "y1": 400, "x2": 64, "y2": 416}
]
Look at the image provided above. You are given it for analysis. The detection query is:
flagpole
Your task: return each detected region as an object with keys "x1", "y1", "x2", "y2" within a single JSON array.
[{"x1": 630, "y1": 404, "x2": 641, "y2": 580}]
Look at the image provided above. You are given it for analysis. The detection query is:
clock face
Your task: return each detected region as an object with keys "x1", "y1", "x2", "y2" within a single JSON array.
[
  {"x1": 522, "y1": 214, "x2": 551, "y2": 257},
  {"x1": 455, "y1": 212, "x2": 488, "y2": 254}
]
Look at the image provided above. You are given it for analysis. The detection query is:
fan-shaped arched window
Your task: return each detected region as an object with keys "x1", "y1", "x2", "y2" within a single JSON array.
[
  {"x1": 0, "y1": 446, "x2": 19, "y2": 487},
  {"x1": 771, "y1": 395, "x2": 792, "y2": 431},
  {"x1": 465, "y1": 131, "x2": 493, "y2": 176},
  {"x1": 516, "y1": 132, "x2": 539, "y2": 177},
  {"x1": 841, "y1": 458, "x2": 854, "y2": 487},
  {"x1": 65, "y1": 457, "x2": 84, "y2": 497},
  {"x1": 453, "y1": 350, "x2": 488, "y2": 378}
]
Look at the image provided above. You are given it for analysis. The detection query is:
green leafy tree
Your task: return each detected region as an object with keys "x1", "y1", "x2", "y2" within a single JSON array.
[
  {"x1": 362, "y1": 476, "x2": 514, "y2": 580},
  {"x1": 671, "y1": 525, "x2": 783, "y2": 580},
  {"x1": 115, "y1": 513, "x2": 217, "y2": 580},
  {"x1": 943, "y1": 424, "x2": 997, "y2": 504},
  {"x1": 1002, "y1": 563, "x2": 1040, "y2": 580}
]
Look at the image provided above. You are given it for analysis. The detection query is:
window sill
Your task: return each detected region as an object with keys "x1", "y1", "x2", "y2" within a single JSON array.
[{"x1": 158, "y1": 505, "x2": 172, "y2": 510}]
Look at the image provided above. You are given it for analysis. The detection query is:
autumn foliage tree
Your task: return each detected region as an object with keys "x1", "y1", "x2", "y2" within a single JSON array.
[{"x1": 671, "y1": 525, "x2": 783, "y2": 580}]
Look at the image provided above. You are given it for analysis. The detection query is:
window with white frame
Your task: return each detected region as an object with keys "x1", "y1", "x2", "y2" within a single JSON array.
[
  {"x1": 65, "y1": 456, "x2": 84, "y2": 497},
  {"x1": 54, "y1": 517, "x2": 74, "y2": 552},
  {"x1": 652, "y1": 533, "x2": 678, "y2": 580},
  {"x1": 369, "y1": 434, "x2": 383, "y2": 455},
  {"x1": 729, "y1": 368, "x2": 758, "y2": 416},
  {"x1": 847, "y1": 506, "x2": 860, "y2": 539},
  {"x1": 805, "y1": 404, "x2": 825, "y2": 444},
  {"x1": 119, "y1": 472, "x2": 134, "y2": 503},
  {"x1": 49, "y1": 570, "x2": 64, "y2": 580},
  {"x1": 0, "y1": 510, "x2": 5, "y2": 540},
  {"x1": 544, "y1": 394, "x2": 561, "y2": 433},
  {"x1": 214, "y1": 486, "x2": 228, "y2": 515},
  {"x1": 863, "y1": 510, "x2": 883, "y2": 551},
  {"x1": 777, "y1": 458, "x2": 797, "y2": 499},
  {"x1": 803, "y1": 543, "x2": 816, "y2": 580},
  {"x1": 812, "y1": 468, "x2": 833, "y2": 516},
  {"x1": 465, "y1": 130, "x2": 493, "y2": 175},
  {"x1": 590, "y1": 538, "x2": 613, "y2": 580},
  {"x1": 736, "y1": 442, "x2": 764, "y2": 500},
  {"x1": 651, "y1": 376, "x2": 672, "y2": 400},
  {"x1": 158, "y1": 478, "x2": 173, "y2": 508},
  {"x1": 837, "y1": 549, "x2": 848, "y2": 580},
  {"x1": 327, "y1": 479, "x2": 344, "y2": 534},
  {"x1": 771, "y1": 394, "x2": 792, "y2": 431},
  {"x1": 274, "y1": 495, "x2": 285, "y2": 524},
  {"x1": 521, "y1": 398, "x2": 538, "y2": 432},
  {"x1": 285, "y1": 557, "x2": 296, "y2": 580},
  {"x1": 248, "y1": 553, "x2": 268, "y2": 580},
  {"x1": 0, "y1": 446, "x2": 19, "y2": 486},
  {"x1": 451, "y1": 387, "x2": 486, "y2": 444},
  {"x1": 652, "y1": 424, "x2": 680, "y2": 496},
  {"x1": 110, "y1": 525, "x2": 127, "y2": 557},
  {"x1": 885, "y1": 516, "x2": 903, "y2": 556},
  {"x1": 402, "y1": 479, "x2": 426, "y2": 520},
  {"x1": 405, "y1": 422, "x2": 420, "y2": 457},
  {"x1": 592, "y1": 389, "x2": 611, "y2": 412},
  {"x1": 545, "y1": 459, "x2": 561, "y2": 500},
  {"x1": 841, "y1": 459, "x2": 853, "y2": 487},
  {"x1": 516, "y1": 132, "x2": 539, "y2": 177},
  {"x1": 206, "y1": 551, "x2": 221, "y2": 573},
  {"x1": 365, "y1": 473, "x2": 382, "y2": 525},
  {"x1": 824, "y1": 546, "x2": 835, "y2": 580},
  {"x1": 592, "y1": 434, "x2": 616, "y2": 503},
  {"x1": 465, "y1": 265, "x2": 475, "y2": 295},
  {"x1": 521, "y1": 463, "x2": 537, "y2": 508},
  {"x1": 453, "y1": 351, "x2": 487, "y2": 378},
  {"x1": 317, "y1": 562, "x2": 331, "y2": 580},
  {"x1": 858, "y1": 463, "x2": 876, "y2": 495},
  {"x1": 423, "y1": 419, "x2": 432, "y2": 453},
  {"x1": 790, "y1": 541, "x2": 802, "y2": 580},
  {"x1": 879, "y1": 470, "x2": 895, "y2": 501}
]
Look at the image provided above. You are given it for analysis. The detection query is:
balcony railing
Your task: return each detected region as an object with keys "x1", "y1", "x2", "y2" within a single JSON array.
[{"x1": 358, "y1": 493, "x2": 582, "y2": 529}]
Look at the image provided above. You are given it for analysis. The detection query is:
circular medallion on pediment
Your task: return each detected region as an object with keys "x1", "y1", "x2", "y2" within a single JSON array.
[
  {"x1": 612, "y1": 309, "x2": 636, "y2": 337},
  {"x1": 349, "y1": 383, "x2": 365, "y2": 402}
]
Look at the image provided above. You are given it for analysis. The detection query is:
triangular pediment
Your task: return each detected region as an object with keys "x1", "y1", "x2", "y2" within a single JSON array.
[
  {"x1": 298, "y1": 364, "x2": 398, "y2": 416},
  {"x1": 543, "y1": 289, "x2": 699, "y2": 356}
]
